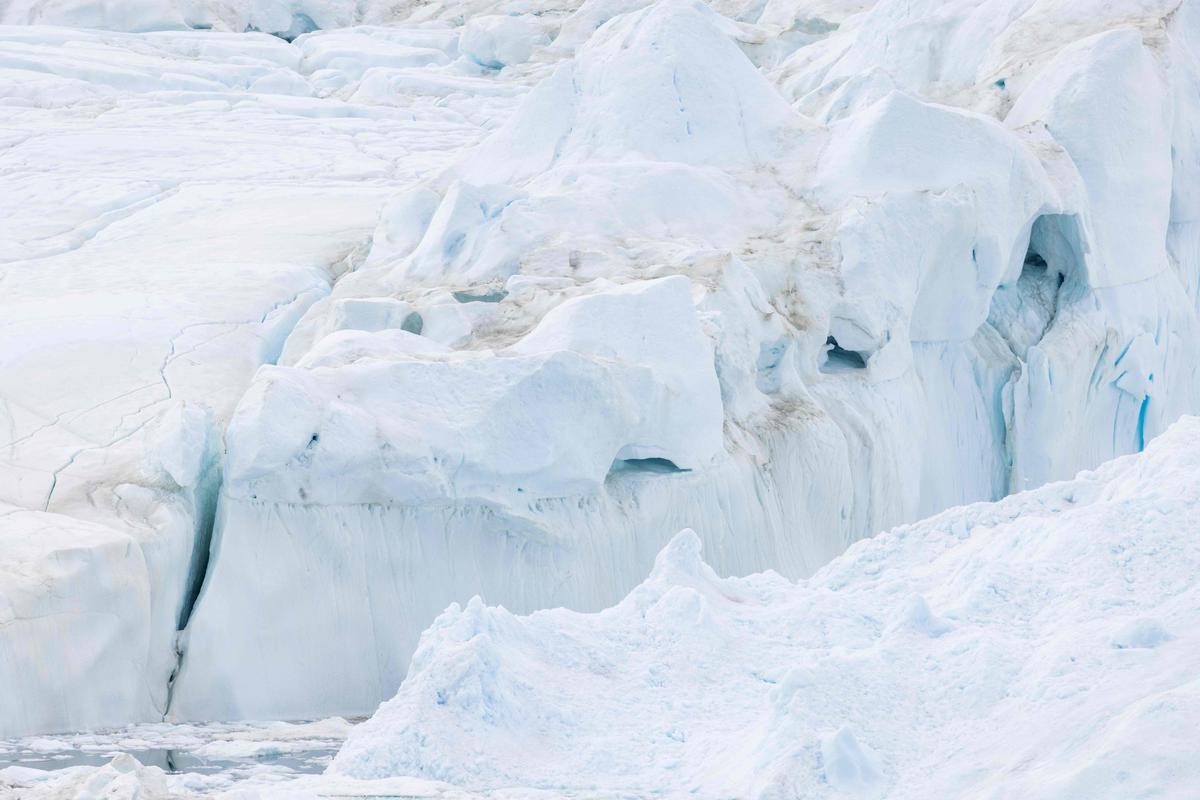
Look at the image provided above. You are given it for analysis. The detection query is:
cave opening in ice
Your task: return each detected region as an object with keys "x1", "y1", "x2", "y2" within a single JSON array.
[
  {"x1": 608, "y1": 457, "x2": 688, "y2": 477},
  {"x1": 987, "y1": 213, "x2": 1087, "y2": 358},
  {"x1": 1026, "y1": 212, "x2": 1086, "y2": 289},
  {"x1": 821, "y1": 335, "x2": 869, "y2": 372}
]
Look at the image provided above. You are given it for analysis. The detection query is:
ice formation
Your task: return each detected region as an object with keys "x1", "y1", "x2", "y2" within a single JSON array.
[
  {"x1": 1, "y1": 0, "x2": 1199, "y2": 738},
  {"x1": 6, "y1": 418, "x2": 1198, "y2": 797},
  {"x1": 330, "y1": 416, "x2": 1200, "y2": 798}
]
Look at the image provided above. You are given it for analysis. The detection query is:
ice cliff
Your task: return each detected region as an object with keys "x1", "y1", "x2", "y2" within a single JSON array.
[
  {"x1": 9, "y1": 416, "x2": 1199, "y2": 797},
  {"x1": 330, "y1": 415, "x2": 1200, "y2": 798},
  {"x1": 1, "y1": 0, "x2": 1200, "y2": 733}
]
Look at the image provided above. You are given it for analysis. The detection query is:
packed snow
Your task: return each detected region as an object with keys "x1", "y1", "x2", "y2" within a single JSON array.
[{"x1": 2, "y1": 0, "x2": 1200, "y2": 765}]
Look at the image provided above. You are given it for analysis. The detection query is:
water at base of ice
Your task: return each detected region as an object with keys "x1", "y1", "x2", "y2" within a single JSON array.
[{"x1": 0, "y1": 718, "x2": 355, "y2": 784}]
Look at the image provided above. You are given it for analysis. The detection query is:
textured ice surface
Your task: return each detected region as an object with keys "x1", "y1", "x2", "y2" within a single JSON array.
[
  {"x1": 0, "y1": 18, "x2": 515, "y2": 735},
  {"x1": 0, "y1": 719, "x2": 358, "y2": 799},
  {"x1": 330, "y1": 416, "x2": 1200, "y2": 798},
  {"x1": 2, "y1": 0, "x2": 1200, "y2": 735},
  {"x1": 175, "y1": 0, "x2": 1200, "y2": 722},
  {"x1": 12, "y1": 417, "x2": 1198, "y2": 797}
]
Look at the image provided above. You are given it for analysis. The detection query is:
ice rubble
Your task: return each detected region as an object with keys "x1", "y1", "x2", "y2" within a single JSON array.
[
  {"x1": 1, "y1": 0, "x2": 1200, "y2": 735},
  {"x1": 330, "y1": 416, "x2": 1200, "y2": 799}
]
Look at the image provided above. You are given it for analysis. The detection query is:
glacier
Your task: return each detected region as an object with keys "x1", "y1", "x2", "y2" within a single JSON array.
[
  {"x1": 7, "y1": 415, "x2": 1200, "y2": 797},
  {"x1": 328, "y1": 415, "x2": 1200, "y2": 799},
  {"x1": 173, "y1": 0, "x2": 1200, "y2": 722},
  {"x1": 0, "y1": 0, "x2": 1198, "y2": 749}
]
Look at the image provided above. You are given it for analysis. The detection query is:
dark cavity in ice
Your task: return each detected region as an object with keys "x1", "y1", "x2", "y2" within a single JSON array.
[{"x1": 821, "y1": 336, "x2": 868, "y2": 372}]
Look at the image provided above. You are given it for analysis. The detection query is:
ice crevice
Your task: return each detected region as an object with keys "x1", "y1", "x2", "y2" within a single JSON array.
[{"x1": 162, "y1": 237, "x2": 375, "y2": 719}]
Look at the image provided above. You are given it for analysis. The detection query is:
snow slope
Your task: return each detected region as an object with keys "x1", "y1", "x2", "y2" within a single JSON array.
[
  {"x1": 3, "y1": 0, "x2": 1200, "y2": 733},
  {"x1": 330, "y1": 415, "x2": 1200, "y2": 799}
]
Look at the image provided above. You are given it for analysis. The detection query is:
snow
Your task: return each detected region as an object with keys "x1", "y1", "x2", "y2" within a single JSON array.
[
  {"x1": 0, "y1": 506, "x2": 154, "y2": 737},
  {"x1": 1, "y1": 0, "x2": 1199, "y2": 746},
  {"x1": 329, "y1": 416, "x2": 1200, "y2": 798},
  {"x1": 1006, "y1": 27, "x2": 1173, "y2": 288},
  {"x1": 220, "y1": 276, "x2": 722, "y2": 506},
  {"x1": 459, "y1": 15, "x2": 548, "y2": 69}
]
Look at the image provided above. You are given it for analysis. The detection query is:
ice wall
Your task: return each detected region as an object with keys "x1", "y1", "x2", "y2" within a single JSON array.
[
  {"x1": 171, "y1": 0, "x2": 1200, "y2": 721},
  {"x1": 3, "y1": 0, "x2": 1200, "y2": 733},
  {"x1": 330, "y1": 415, "x2": 1200, "y2": 798}
]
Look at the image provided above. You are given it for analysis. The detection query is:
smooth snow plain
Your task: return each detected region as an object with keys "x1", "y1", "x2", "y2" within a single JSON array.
[{"x1": 0, "y1": 0, "x2": 1198, "y2": 786}]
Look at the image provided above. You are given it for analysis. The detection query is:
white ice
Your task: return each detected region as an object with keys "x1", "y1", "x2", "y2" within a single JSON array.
[
  {"x1": 330, "y1": 416, "x2": 1200, "y2": 798},
  {"x1": 1, "y1": 0, "x2": 1199, "y2": 746},
  {"x1": 9, "y1": 417, "x2": 1200, "y2": 797}
]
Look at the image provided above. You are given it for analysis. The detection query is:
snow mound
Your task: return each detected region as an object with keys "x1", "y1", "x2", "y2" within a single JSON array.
[{"x1": 331, "y1": 416, "x2": 1200, "y2": 798}]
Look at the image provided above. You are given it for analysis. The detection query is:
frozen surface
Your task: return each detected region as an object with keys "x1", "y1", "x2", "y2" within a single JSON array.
[
  {"x1": 0, "y1": 719, "x2": 358, "y2": 799},
  {"x1": 331, "y1": 416, "x2": 1200, "y2": 798},
  {"x1": 0, "y1": 18, "x2": 520, "y2": 734},
  {"x1": 10, "y1": 417, "x2": 1200, "y2": 797},
  {"x1": 0, "y1": 718, "x2": 350, "y2": 773},
  {"x1": 174, "y1": 0, "x2": 1200, "y2": 722},
  {"x1": 2, "y1": 0, "x2": 1200, "y2": 736}
]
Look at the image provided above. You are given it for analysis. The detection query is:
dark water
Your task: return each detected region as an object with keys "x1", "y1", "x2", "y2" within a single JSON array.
[
  {"x1": 2, "y1": 745, "x2": 336, "y2": 774},
  {"x1": 0, "y1": 721, "x2": 353, "y2": 779}
]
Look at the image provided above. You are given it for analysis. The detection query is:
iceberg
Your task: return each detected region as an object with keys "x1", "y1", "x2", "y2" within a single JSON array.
[
  {"x1": 330, "y1": 416, "x2": 1200, "y2": 798},
  {"x1": 172, "y1": 0, "x2": 1200, "y2": 721},
  {"x1": 1, "y1": 0, "x2": 1199, "y2": 735}
]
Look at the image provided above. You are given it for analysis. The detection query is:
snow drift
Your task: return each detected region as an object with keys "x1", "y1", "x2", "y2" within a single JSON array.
[{"x1": 331, "y1": 415, "x2": 1200, "y2": 799}]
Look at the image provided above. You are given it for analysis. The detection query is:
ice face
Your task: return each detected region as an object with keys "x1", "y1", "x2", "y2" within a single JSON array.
[
  {"x1": 2, "y1": 0, "x2": 1200, "y2": 736},
  {"x1": 329, "y1": 416, "x2": 1200, "y2": 798}
]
